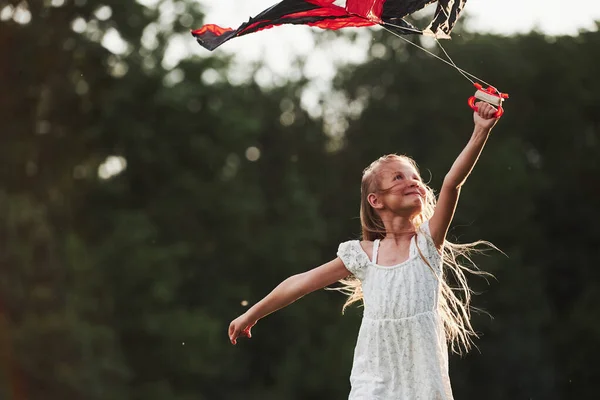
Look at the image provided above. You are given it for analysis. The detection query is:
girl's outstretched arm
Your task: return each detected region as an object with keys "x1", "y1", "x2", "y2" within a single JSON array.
[
  {"x1": 429, "y1": 102, "x2": 499, "y2": 248},
  {"x1": 228, "y1": 258, "x2": 350, "y2": 344}
]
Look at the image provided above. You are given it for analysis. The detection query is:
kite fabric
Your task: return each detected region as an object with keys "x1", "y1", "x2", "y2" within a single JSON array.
[{"x1": 192, "y1": 0, "x2": 468, "y2": 51}]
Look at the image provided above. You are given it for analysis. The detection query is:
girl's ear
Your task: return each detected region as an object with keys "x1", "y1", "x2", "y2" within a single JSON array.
[{"x1": 367, "y1": 193, "x2": 383, "y2": 209}]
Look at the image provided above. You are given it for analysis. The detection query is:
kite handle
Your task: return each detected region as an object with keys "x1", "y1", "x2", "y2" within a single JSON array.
[
  {"x1": 468, "y1": 83, "x2": 508, "y2": 118},
  {"x1": 468, "y1": 96, "x2": 504, "y2": 118}
]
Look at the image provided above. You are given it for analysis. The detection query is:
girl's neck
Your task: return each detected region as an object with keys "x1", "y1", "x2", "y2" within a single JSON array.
[{"x1": 380, "y1": 215, "x2": 416, "y2": 244}]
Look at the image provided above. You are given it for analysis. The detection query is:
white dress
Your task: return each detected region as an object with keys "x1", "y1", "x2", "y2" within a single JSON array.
[{"x1": 337, "y1": 221, "x2": 453, "y2": 400}]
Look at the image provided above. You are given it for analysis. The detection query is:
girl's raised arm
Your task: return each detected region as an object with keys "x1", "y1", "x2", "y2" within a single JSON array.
[
  {"x1": 228, "y1": 258, "x2": 350, "y2": 344},
  {"x1": 429, "y1": 102, "x2": 499, "y2": 248}
]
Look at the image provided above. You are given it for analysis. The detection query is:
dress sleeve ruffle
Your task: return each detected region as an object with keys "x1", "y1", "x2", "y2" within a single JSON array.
[{"x1": 337, "y1": 240, "x2": 370, "y2": 280}]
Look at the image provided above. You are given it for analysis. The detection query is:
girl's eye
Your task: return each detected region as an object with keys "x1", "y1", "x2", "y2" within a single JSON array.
[{"x1": 395, "y1": 174, "x2": 403, "y2": 180}]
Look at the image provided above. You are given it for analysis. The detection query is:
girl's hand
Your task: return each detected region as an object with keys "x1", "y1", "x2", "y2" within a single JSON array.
[
  {"x1": 473, "y1": 101, "x2": 499, "y2": 131},
  {"x1": 228, "y1": 313, "x2": 256, "y2": 345}
]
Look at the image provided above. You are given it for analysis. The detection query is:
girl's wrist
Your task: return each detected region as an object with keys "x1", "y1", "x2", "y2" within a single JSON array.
[
  {"x1": 473, "y1": 125, "x2": 491, "y2": 135},
  {"x1": 244, "y1": 309, "x2": 260, "y2": 323},
  {"x1": 472, "y1": 126, "x2": 491, "y2": 142}
]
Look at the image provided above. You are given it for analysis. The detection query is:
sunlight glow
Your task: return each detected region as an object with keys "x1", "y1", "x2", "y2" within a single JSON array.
[{"x1": 98, "y1": 156, "x2": 127, "y2": 180}]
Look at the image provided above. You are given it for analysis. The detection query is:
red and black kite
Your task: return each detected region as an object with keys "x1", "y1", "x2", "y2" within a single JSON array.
[{"x1": 192, "y1": 0, "x2": 467, "y2": 51}]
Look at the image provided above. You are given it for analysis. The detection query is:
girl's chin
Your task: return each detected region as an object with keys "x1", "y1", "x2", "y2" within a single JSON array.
[
  {"x1": 410, "y1": 201, "x2": 424, "y2": 213},
  {"x1": 391, "y1": 202, "x2": 423, "y2": 216},
  {"x1": 408, "y1": 197, "x2": 424, "y2": 206}
]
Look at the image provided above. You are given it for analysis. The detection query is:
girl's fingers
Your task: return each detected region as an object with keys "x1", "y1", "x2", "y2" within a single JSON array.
[
  {"x1": 229, "y1": 320, "x2": 256, "y2": 344},
  {"x1": 229, "y1": 322, "x2": 239, "y2": 344},
  {"x1": 478, "y1": 102, "x2": 489, "y2": 116},
  {"x1": 477, "y1": 102, "x2": 497, "y2": 119}
]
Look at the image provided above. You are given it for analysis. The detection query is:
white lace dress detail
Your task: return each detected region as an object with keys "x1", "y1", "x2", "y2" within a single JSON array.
[{"x1": 337, "y1": 221, "x2": 452, "y2": 400}]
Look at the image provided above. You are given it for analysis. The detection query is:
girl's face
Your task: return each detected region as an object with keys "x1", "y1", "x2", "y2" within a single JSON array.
[{"x1": 373, "y1": 159, "x2": 426, "y2": 215}]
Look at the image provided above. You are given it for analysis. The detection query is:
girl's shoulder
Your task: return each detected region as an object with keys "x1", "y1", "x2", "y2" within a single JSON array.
[
  {"x1": 416, "y1": 220, "x2": 443, "y2": 262},
  {"x1": 337, "y1": 239, "x2": 374, "y2": 251},
  {"x1": 417, "y1": 220, "x2": 432, "y2": 235},
  {"x1": 358, "y1": 240, "x2": 374, "y2": 261},
  {"x1": 337, "y1": 239, "x2": 375, "y2": 261},
  {"x1": 337, "y1": 240, "x2": 374, "y2": 280}
]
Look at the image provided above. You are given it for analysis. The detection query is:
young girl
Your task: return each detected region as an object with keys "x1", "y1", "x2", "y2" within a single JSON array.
[{"x1": 229, "y1": 102, "x2": 500, "y2": 399}]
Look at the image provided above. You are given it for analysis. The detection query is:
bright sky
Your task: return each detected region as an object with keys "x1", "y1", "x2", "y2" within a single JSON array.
[
  {"x1": 203, "y1": 0, "x2": 600, "y2": 35},
  {"x1": 187, "y1": 0, "x2": 600, "y2": 110},
  {"x1": 197, "y1": 0, "x2": 600, "y2": 80}
]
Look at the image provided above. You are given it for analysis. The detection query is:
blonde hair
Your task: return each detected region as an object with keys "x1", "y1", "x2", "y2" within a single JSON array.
[{"x1": 338, "y1": 154, "x2": 494, "y2": 354}]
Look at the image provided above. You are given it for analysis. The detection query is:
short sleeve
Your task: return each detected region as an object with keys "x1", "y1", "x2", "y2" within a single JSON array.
[
  {"x1": 419, "y1": 220, "x2": 433, "y2": 237},
  {"x1": 337, "y1": 240, "x2": 369, "y2": 280},
  {"x1": 416, "y1": 220, "x2": 443, "y2": 266}
]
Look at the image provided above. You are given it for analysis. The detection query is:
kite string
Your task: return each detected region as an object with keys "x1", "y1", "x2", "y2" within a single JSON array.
[
  {"x1": 433, "y1": 37, "x2": 475, "y2": 85},
  {"x1": 380, "y1": 23, "x2": 494, "y2": 88}
]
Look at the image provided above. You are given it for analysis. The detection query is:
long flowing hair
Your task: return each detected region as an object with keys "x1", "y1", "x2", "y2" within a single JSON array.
[{"x1": 338, "y1": 154, "x2": 495, "y2": 354}]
